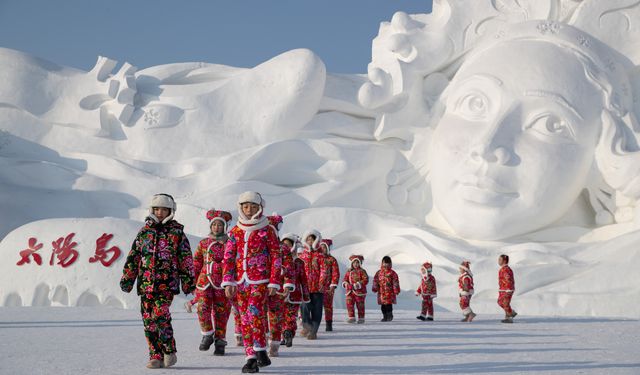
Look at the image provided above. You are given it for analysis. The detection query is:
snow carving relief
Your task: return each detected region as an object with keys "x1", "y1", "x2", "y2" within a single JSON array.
[{"x1": 362, "y1": 0, "x2": 640, "y2": 240}]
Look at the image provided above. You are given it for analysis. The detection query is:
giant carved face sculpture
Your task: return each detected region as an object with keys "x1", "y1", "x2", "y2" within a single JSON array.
[{"x1": 428, "y1": 40, "x2": 605, "y2": 240}]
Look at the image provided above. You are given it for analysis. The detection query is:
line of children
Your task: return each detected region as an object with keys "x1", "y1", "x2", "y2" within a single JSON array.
[
  {"x1": 342, "y1": 254, "x2": 368, "y2": 323},
  {"x1": 372, "y1": 255, "x2": 400, "y2": 322},
  {"x1": 124, "y1": 192, "x2": 520, "y2": 371},
  {"x1": 321, "y1": 239, "x2": 340, "y2": 331}
]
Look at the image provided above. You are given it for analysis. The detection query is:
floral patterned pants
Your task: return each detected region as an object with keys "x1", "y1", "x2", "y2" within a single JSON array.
[
  {"x1": 459, "y1": 295, "x2": 473, "y2": 315},
  {"x1": 283, "y1": 302, "x2": 301, "y2": 336},
  {"x1": 236, "y1": 283, "x2": 269, "y2": 358},
  {"x1": 323, "y1": 289, "x2": 335, "y2": 321},
  {"x1": 267, "y1": 293, "x2": 286, "y2": 341},
  {"x1": 140, "y1": 292, "x2": 175, "y2": 360},
  {"x1": 196, "y1": 287, "x2": 231, "y2": 340},
  {"x1": 346, "y1": 293, "x2": 366, "y2": 319},
  {"x1": 421, "y1": 296, "x2": 434, "y2": 317},
  {"x1": 498, "y1": 292, "x2": 514, "y2": 316}
]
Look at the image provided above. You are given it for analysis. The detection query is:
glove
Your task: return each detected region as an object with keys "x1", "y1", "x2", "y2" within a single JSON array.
[
  {"x1": 342, "y1": 282, "x2": 348, "y2": 289},
  {"x1": 354, "y1": 282, "x2": 362, "y2": 290}
]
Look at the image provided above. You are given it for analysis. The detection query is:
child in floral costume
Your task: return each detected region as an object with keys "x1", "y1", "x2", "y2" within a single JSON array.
[
  {"x1": 299, "y1": 229, "x2": 328, "y2": 340},
  {"x1": 265, "y1": 214, "x2": 295, "y2": 357},
  {"x1": 458, "y1": 260, "x2": 476, "y2": 322},
  {"x1": 120, "y1": 193, "x2": 195, "y2": 369},
  {"x1": 342, "y1": 254, "x2": 368, "y2": 324},
  {"x1": 192, "y1": 209, "x2": 233, "y2": 355},
  {"x1": 222, "y1": 192, "x2": 282, "y2": 373},
  {"x1": 280, "y1": 233, "x2": 310, "y2": 348},
  {"x1": 372, "y1": 256, "x2": 400, "y2": 322},
  {"x1": 320, "y1": 238, "x2": 340, "y2": 332},
  {"x1": 415, "y1": 261, "x2": 437, "y2": 321},
  {"x1": 498, "y1": 254, "x2": 517, "y2": 323}
]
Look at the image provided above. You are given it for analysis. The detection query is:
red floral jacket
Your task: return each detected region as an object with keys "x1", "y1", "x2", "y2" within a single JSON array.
[
  {"x1": 342, "y1": 267, "x2": 369, "y2": 297},
  {"x1": 285, "y1": 258, "x2": 310, "y2": 304},
  {"x1": 372, "y1": 267, "x2": 400, "y2": 305},
  {"x1": 193, "y1": 235, "x2": 227, "y2": 291},
  {"x1": 458, "y1": 272, "x2": 474, "y2": 296},
  {"x1": 499, "y1": 265, "x2": 515, "y2": 292},
  {"x1": 416, "y1": 274, "x2": 437, "y2": 298},
  {"x1": 299, "y1": 247, "x2": 327, "y2": 293}
]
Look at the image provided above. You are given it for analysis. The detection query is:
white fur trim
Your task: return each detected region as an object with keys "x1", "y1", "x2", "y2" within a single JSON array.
[
  {"x1": 302, "y1": 229, "x2": 322, "y2": 250},
  {"x1": 354, "y1": 282, "x2": 362, "y2": 290},
  {"x1": 459, "y1": 290, "x2": 471, "y2": 296},
  {"x1": 283, "y1": 283, "x2": 295, "y2": 291},
  {"x1": 150, "y1": 194, "x2": 176, "y2": 210},
  {"x1": 499, "y1": 289, "x2": 514, "y2": 293},
  {"x1": 267, "y1": 283, "x2": 280, "y2": 290},
  {"x1": 281, "y1": 233, "x2": 298, "y2": 243},
  {"x1": 221, "y1": 281, "x2": 237, "y2": 288},
  {"x1": 201, "y1": 330, "x2": 214, "y2": 336},
  {"x1": 253, "y1": 345, "x2": 267, "y2": 351},
  {"x1": 329, "y1": 284, "x2": 338, "y2": 288},
  {"x1": 462, "y1": 307, "x2": 472, "y2": 315},
  {"x1": 238, "y1": 191, "x2": 263, "y2": 206},
  {"x1": 342, "y1": 281, "x2": 348, "y2": 289}
]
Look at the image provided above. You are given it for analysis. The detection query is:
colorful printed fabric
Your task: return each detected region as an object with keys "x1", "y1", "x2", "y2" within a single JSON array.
[
  {"x1": 299, "y1": 247, "x2": 327, "y2": 293},
  {"x1": 346, "y1": 293, "x2": 366, "y2": 319},
  {"x1": 221, "y1": 224, "x2": 282, "y2": 287},
  {"x1": 323, "y1": 254, "x2": 340, "y2": 290},
  {"x1": 498, "y1": 291, "x2": 514, "y2": 315},
  {"x1": 458, "y1": 272, "x2": 474, "y2": 296},
  {"x1": 267, "y1": 293, "x2": 286, "y2": 341},
  {"x1": 499, "y1": 265, "x2": 515, "y2": 292},
  {"x1": 236, "y1": 282, "x2": 269, "y2": 359},
  {"x1": 120, "y1": 219, "x2": 195, "y2": 296},
  {"x1": 283, "y1": 302, "x2": 301, "y2": 336},
  {"x1": 196, "y1": 287, "x2": 231, "y2": 339},
  {"x1": 416, "y1": 274, "x2": 437, "y2": 297},
  {"x1": 459, "y1": 295, "x2": 472, "y2": 315},
  {"x1": 372, "y1": 267, "x2": 400, "y2": 305},
  {"x1": 193, "y1": 236, "x2": 227, "y2": 291},
  {"x1": 421, "y1": 295, "x2": 434, "y2": 318},
  {"x1": 140, "y1": 291, "x2": 176, "y2": 360},
  {"x1": 323, "y1": 289, "x2": 335, "y2": 322},
  {"x1": 286, "y1": 258, "x2": 310, "y2": 304},
  {"x1": 343, "y1": 267, "x2": 369, "y2": 297},
  {"x1": 231, "y1": 302, "x2": 242, "y2": 337}
]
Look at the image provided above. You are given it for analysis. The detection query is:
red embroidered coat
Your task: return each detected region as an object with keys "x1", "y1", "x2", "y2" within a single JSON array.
[
  {"x1": 372, "y1": 267, "x2": 400, "y2": 305},
  {"x1": 458, "y1": 272, "x2": 474, "y2": 296},
  {"x1": 299, "y1": 248, "x2": 327, "y2": 293},
  {"x1": 342, "y1": 267, "x2": 369, "y2": 297},
  {"x1": 193, "y1": 236, "x2": 226, "y2": 291},
  {"x1": 416, "y1": 274, "x2": 437, "y2": 298},
  {"x1": 323, "y1": 254, "x2": 340, "y2": 290},
  {"x1": 285, "y1": 258, "x2": 310, "y2": 304},
  {"x1": 221, "y1": 223, "x2": 281, "y2": 287},
  {"x1": 499, "y1": 265, "x2": 515, "y2": 292},
  {"x1": 276, "y1": 243, "x2": 296, "y2": 293}
]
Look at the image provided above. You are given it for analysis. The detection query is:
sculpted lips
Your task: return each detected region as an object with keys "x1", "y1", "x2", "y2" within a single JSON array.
[{"x1": 455, "y1": 174, "x2": 519, "y2": 206}]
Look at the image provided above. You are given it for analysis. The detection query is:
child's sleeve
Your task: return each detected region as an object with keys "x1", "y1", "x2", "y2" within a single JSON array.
[
  {"x1": 342, "y1": 270, "x2": 350, "y2": 289},
  {"x1": 372, "y1": 270, "x2": 380, "y2": 293},
  {"x1": 362, "y1": 269, "x2": 369, "y2": 287},
  {"x1": 330, "y1": 258, "x2": 340, "y2": 288},
  {"x1": 300, "y1": 262, "x2": 310, "y2": 302},
  {"x1": 393, "y1": 271, "x2": 400, "y2": 295},
  {"x1": 177, "y1": 233, "x2": 195, "y2": 294},
  {"x1": 267, "y1": 228, "x2": 282, "y2": 289},
  {"x1": 283, "y1": 251, "x2": 295, "y2": 291},
  {"x1": 119, "y1": 236, "x2": 141, "y2": 293},
  {"x1": 221, "y1": 234, "x2": 238, "y2": 287},
  {"x1": 192, "y1": 240, "x2": 205, "y2": 278}
]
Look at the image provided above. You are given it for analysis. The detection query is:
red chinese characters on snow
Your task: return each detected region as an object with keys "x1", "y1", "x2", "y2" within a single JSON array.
[
  {"x1": 16, "y1": 233, "x2": 122, "y2": 268},
  {"x1": 50, "y1": 233, "x2": 79, "y2": 268},
  {"x1": 16, "y1": 237, "x2": 44, "y2": 266},
  {"x1": 88, "y1": 233, "x2": 122, "y2": 267}
]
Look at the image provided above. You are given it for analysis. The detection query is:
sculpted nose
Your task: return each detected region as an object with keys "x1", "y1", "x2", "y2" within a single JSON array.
[{"x1": 468, "y1": 114, "x2": 513, "y2": 166}]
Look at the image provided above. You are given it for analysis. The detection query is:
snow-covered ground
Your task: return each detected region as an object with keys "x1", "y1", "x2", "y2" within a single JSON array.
[{"x1": 1, "y1": 307, "x2": 638, "y2": 375}]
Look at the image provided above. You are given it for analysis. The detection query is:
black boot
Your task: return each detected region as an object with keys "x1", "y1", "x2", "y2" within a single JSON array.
[
  {"x1": 388, "y1": 311, "x2": 394, "y2": 322},
  {"x1": 213, "y1": 338, "x2": 226, "y2": 356},
  {"x1": 380, "y1": 313, "x2": 388, "y2": 322},
  {"x1": 241, "y1": 358, "x2": 259, "y2": 373},
  {"x1": 256, "y1": 350, "x2": 271, "y2": 367},
  {"x1": 283, "y1": 330, "x2": 293, "y2": 347},
  {"x1": 416, "y1": 315, "x2": 426, "y2": 321},
  {"x1": 199, "y1": 335, "x2": 214, "y2": 351},
  {"x1": 326, "y1": 320, "x2": 333, "y2": 331}
]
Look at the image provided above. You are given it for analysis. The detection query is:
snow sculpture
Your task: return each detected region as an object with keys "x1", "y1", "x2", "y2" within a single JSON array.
[{"x1": 360, "y1": 0, "x2": 640, "y2": 240}]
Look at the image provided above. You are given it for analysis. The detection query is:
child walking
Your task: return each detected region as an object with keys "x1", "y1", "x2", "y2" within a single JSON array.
[
  {"x1": 221, "y1": 191, "x2": 282, "y2": 373},
  {"x1": 458, "y1": 260, "x2": 476, "y2": 322},
  {"x1": 342, "y1": 254, "x2": 368, "y2": 324},
  {"x1": 321, "y1": 238, "x2": 340, "y2": 331},
  {"x1": 192, "y1": 209, "x2": 233, "y2": 355},
  {"x1": 498, "y1": 254, "x2": 517, "y2": 323},
  {"x1": 415, "y1": 261, "x2": 437, "y2": 321},
  {"x1": 280, "y1": 233, "x2": 310, "y2": 348},
  {"x1": 372, "y1": 256, "x2": 400, "y2": 322},
  {"x1": 299, "y1": 229, "x2": 327, "y2": 340},
  {"x1": 120, "y1": 193, "x2": 195, "y2": 369}
]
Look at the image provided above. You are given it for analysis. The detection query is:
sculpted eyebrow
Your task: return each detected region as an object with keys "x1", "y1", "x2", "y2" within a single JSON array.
[
  {"x1": 458, "y1": 74, "x2": 504, "y2": 87},
  {"x1": 524, "y1": 90, "x2": 583, "y2": 120}
]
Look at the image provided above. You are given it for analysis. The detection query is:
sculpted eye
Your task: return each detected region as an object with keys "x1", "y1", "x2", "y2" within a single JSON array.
[
  {"x1": 525, "y1": 113, "x2": 576, "y2": 142},
  {"x1": 454, "y1": 92, "x2": 490, "y2": 120}
]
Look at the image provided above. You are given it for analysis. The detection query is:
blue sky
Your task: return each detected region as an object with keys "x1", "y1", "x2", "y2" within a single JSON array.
[{"x1": 0, "y1": 1, "x2": 431, "y2": 73}]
